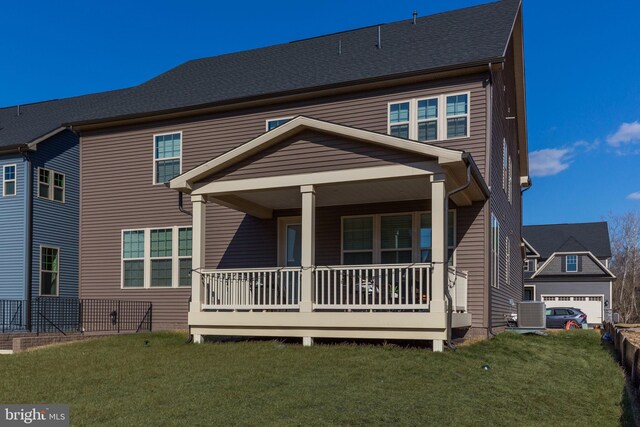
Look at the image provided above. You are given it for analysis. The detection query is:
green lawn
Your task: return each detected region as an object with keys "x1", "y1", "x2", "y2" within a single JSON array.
[{"x1": 0, "y1": 331, "x2": 632, "y2": 426}]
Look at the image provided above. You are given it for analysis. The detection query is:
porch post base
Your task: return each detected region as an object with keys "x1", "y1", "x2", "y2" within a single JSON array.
[
  {"x1": 303, "y1": 337, "x2": 314, "y2": 347},
  {"x1": 432, "y1": 339, "x2": 444, "y2": 352},
  {"x1": 193, "y1": 334, "x2": 204, "y2": 344}
]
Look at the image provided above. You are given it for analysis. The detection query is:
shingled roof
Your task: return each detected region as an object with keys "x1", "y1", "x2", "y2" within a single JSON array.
[
  {"x1": 523, "y1": 222, "x2": 613, "y2": 259},
  {"x1": 0, "y1": 0, "x2": 521, "y2": 150}
]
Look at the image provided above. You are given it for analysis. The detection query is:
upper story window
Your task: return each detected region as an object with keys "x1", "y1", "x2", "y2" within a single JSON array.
[
  {"x1": 445, "y1": 94, "x2": 468, "y2": 138},
  {"x1": 266, "y1": 117, "x2": 292, "y2": 131},
  {"x1": 388, "y1": 92, "x2": 469, "y2": 142},
  {"x1": 38, "y1": 168, "x2": 65, "y2": 203},
  {"x1": 566, "y1": 255, "x2": 578, "y2": 272},
  {"x1": 154, "y1": 132, "x2": 182, "y2": 184},
  {"x1": 2, "y1": 165, "x2": 16, "y2": 197}
]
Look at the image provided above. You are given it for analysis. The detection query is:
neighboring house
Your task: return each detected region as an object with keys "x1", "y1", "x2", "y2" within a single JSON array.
[
  {"x1": 523, "y1": 222, "x2": 615, "y2": 325},
  {"x1": 1, "y1": 0, "x2": 528, "y2": 350},
  {"x1": 0, "y1": 104, "x2": 80, "y2": 307}
]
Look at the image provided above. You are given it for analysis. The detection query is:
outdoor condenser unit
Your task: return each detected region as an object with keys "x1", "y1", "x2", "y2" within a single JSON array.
[{"x1": 517, "y1": 301, "x2": 546, "y2": 328}]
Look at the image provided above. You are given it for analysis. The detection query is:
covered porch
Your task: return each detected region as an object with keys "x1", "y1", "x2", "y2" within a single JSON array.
[{"x1": 171, "y1": 117, "x2": 488, "y2": 350}]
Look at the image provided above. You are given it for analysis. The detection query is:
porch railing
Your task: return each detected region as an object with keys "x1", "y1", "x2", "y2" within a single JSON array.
[
  {"x1": 202, "y1": 267, "x2": 302, "y2": 310},
  {"x1": 448, "y1": 267, "x2": 468, "y2": 312},
  {"x1": 314, "y1": 264, "x2": 432, "y2": 310}
]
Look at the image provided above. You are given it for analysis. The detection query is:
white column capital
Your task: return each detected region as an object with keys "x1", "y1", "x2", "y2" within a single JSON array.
[
  {"x1": 300, "y1": 184, "x2": 315, "y2": 194},
  {"x1": 191, "y1": 194, "x2": 207, "y2": 204},
  {"x1": 430, "y1": 173, "x2": 446, "y2": 183}
]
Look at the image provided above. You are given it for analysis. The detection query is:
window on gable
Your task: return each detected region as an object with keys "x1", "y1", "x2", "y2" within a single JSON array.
[
  {"x1": 388, "y1": 93, "x2": 469, "y2": 142},
  {"x1": 566, "y1": 255, "x2": 578, "y2": 272},
  {"x1": 38, "y1": 168, "x2": 65, "y2": 202},
  {"x1": 445, "y1": 94, "x2": 468, "y2": 139},
  {"x1": 154, "y1": 132, "x2": 182, "y2": 184},
  {"x1": 3, "y1": 165, "x2": 16, "y2": 196},
  {"x1": 266, "y1": 117, "x2": 292, "y2": 131}
]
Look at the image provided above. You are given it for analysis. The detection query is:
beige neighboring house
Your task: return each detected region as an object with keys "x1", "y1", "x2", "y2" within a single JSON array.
[{"x1": 65, "y1": 0, "x2": 528, "y2": 351}]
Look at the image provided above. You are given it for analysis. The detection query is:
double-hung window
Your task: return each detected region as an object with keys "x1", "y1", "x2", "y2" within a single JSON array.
[
  {"x1": 388, "y1": 93, "x2": 469, "y2": 142},
  {"x1": 491, "y1": 214, "x2": 500, "y2": 288},
  {"x1": 502, "y1": 140, "x2": 508, "y2": 191},
  {"x1": 505, "y1": 236, "x2": 510, "y2": 286},
  {"x1": 566, "y1": 255, "x2": 578, "y2": 272},
  {"x1": 2, "y1": 165, "x2": 16, "y2": 196},
  {"x1": 150, "y1": 229, "x2": 173, "y2": 287},
  {"x1": 40, "y1": 246, "x2": 59, "y2": 296},
  {"x1": 123, "y1": 230, "x2": 145, "y2": 288},
  {"x1": 380, "y1": 215, "x2": 413, "y2": 263},
  {"x1": 178, "y1": 227, "x2": 193, "y2": 287},
  {"x1": 154, "y1": 132, "x2": 182, "y2": 184},
  {"x1": 445, "y1": 94, "x2": 468, "y2": 138},
  {"x1": 508, "y1": 156, "x2": 513, "y2": 204},
  {"x1": 342, "y1": 217, "x2": 374, "y2": 265},
  {"x1": 38, "y1": 168, "x2": 65, "y2": 202},
  {"x1": 122, "y1": 227, "x2": 192, "y2": 288}
]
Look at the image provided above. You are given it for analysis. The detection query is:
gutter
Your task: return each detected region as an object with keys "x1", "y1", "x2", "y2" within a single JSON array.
[
  {"x1": 444, "y1": 156, "x2": 473, "y2": 350},
  {"x1": 65, "y1": 57, "x2": 506, "y2": 129}
]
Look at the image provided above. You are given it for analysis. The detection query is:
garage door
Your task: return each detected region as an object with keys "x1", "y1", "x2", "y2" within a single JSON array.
[{"x1": 541, "y1": 295, "x2": 603, "y2": 324}]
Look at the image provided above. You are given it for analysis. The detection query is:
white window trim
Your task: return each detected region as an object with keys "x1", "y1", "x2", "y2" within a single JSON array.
[
  {"x1": 566, "y1": 254, "x2": 578, "y2": 273},
  {"x1": 40, "y1": 245, "x2": 60, "y2": 297},
  {"x1": 387, "y1": 91, "x2": 471, "y2": 142},
  {"x1": 341, "y1": 210, "x2": 456, "y2": 265},
  {"x1": 121, "y1": 226, "x2": 192, "y2": 289},
  {"x1": 277, "y1": 216, "x2": 302, "y2": 267},
  {"x1": 37, "y1": 167, "x2": 65, "y2": 203},
  {"x1": 177, "y1": 227, "x2": 193, "y2": 287},
  {"x1": 524, "y1": 285, "x2": 536, "y2": 301},
  {"x1": 266, "y1": 117, "x2": 294, "y2": 132},
  {"x1": 416, "y1": 96, "x2": 439, "y2": 142},
  {"x1": 2, "y1": 164, "x2": 17, "y2": 197},
  {"x1": 153, "y1": 131, "x2": 183, "y2": 185}
]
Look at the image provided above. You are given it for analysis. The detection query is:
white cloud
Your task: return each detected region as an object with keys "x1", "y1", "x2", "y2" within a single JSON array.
[
  {"x1": 607, "y1": 121, "x2": 640, "y2": 147},
  {"x1": 573, "y1": 139, "x2": 600, "y2": 152},
  {"x1": 628, "y1": 192, "x2": 640, "y2": 200},
  {"x1": 529, "y1": 148, "x2": 572, "y2": 177}
]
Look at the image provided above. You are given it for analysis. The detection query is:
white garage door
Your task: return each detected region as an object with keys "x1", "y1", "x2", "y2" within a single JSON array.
[{"x1": 542, "y1": 295, "x2": 603, "y2": 324}]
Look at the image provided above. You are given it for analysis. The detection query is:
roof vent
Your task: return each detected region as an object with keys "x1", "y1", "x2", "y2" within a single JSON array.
[
  {"x1": 413, "y1": 10, "x2": 418, "y2": 25},
  {"x1": 376, "y1": 26, "x2": 381, "y2": 49}
]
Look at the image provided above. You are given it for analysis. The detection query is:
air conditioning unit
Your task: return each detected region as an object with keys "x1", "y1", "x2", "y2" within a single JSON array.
[{"x1": 517, "y1": 301, "x2": 546, "y2": 328}]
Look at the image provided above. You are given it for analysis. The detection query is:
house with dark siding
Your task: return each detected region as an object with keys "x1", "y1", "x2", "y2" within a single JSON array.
[
  {"x1": 523, "y1": 222, "x2": 615, "y2": 325},
  {"x1": 1, "y1": 0, "x2": 529, "y2": 350},
  {"x1": 67, "y1": 0, "x2": 528, "y2": 350}
]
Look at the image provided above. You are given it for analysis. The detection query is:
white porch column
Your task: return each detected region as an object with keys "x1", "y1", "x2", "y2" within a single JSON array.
[
  {"x1": 431, "y1": 174, "x2": 448, "y2": 352},
  {"x1": 300, "y1": 185, "x2": 316, "y2": 346},
  {"x1": 430, "y1": 174, "x2": 448, "y2": 313},
  {"x1": 191, "y1": 194, "x2": 207, "y2": 343}
]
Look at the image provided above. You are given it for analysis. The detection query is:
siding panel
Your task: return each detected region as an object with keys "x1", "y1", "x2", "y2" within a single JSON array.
[
  {"x1": 0, "y1": 155, "x2": 26, "y2": 299},
  {"x1": 80, "y1": 75, "x2": 489, "y2": 330}
]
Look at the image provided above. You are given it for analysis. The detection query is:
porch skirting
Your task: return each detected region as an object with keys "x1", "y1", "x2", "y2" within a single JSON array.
[{"x1": 189, "y1": 311, "x2": 472, "y2": 341}]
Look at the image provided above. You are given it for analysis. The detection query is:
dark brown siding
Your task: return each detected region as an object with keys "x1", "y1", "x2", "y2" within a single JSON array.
[
  {"x1": 488, "y1": 36, "x2": 525, "y2": 329},
  {"x1": 209, "y1": 130, "x2": 428, "y2": 183},
  {"x1": 80, "y1": 75, "x2": 489, "y2": 330}
]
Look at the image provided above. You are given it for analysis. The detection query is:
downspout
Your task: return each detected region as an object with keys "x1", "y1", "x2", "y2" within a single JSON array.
[
  {"x1": 444, "y1": 155, "x2": 472, "y2": 349},
  {"x1": 177, "y1": 192, "x2": 192, "y2": 216},
  {"x1": 18, "y1": 146, "x2": 33, "y2": 331},
  {"x1": 177, "y1": 191, "x2": 193, "y2": 343}
]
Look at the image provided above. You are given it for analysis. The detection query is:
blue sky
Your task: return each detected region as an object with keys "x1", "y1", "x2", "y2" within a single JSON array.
[{"x1": 2, "y1": 0, "x2": 639, "y2": 225}]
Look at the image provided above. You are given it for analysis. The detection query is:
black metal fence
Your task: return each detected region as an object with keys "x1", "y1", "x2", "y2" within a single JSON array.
[{"x1": 0, "y1": 298, "x2": 152, "y2": 335}]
